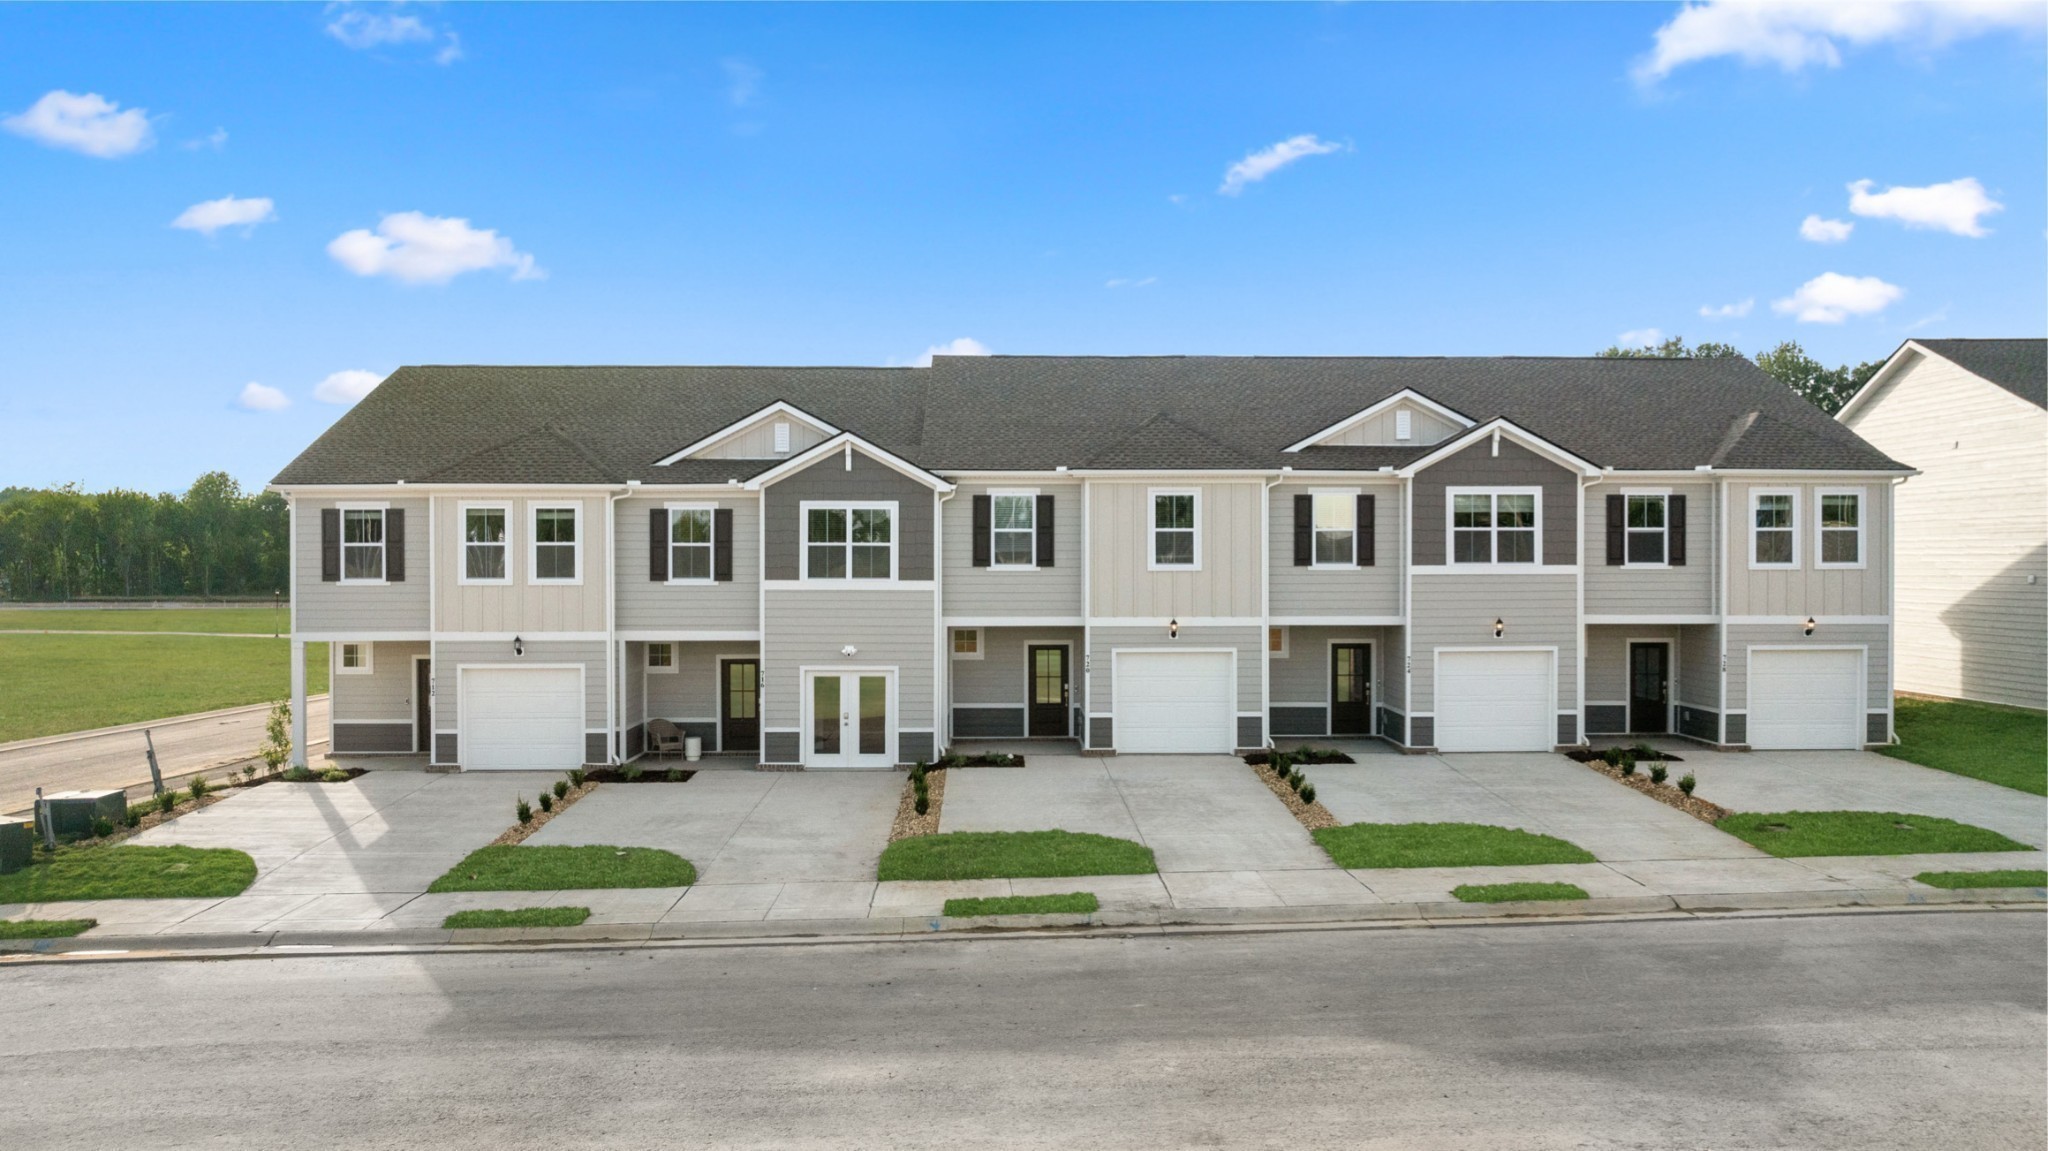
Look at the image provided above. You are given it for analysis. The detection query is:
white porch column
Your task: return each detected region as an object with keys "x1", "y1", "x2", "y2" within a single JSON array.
[{"x1": 289, "y1": 640, "x2": 309, "y2": 768}]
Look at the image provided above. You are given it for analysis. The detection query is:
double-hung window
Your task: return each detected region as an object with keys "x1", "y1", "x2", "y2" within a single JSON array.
[
  {"x1": 1625, "y1": 494, "x2": 1667, "y2": 566},
  {"x1": 462, "y1": 505, "x2": 509, "y2": 582},
  {"x1": 669, "y1": 506, "x2": 714, "y2": 582},
  {"x1": 1151, "y1": 491, "x2": 1198, "y2": 569},
  {"x1": 991, "y1": 493, "x2": 1036, "y2": 567},
  {"x1": 1817, "y1": 490, "x2": 1862, "y2": 567},
  {"x1": 1751, "y1": 491, "x2": 1796, "y2": 567},
  {"x1": 531, "y1": 505, "x2": 581, "y2": 582},
  {"x1": 1312, "y1": 493, "x2": 1356, "y2": 566},
  {"x1": 805, "y1": 503, "x2": 894, "y2": 580},
  {"x1": 340, "y1": 508, "x2": 386, "y2": 582},
  {"x1": 1450, "y1": 490, "x2": 1537, "y2": 565}
]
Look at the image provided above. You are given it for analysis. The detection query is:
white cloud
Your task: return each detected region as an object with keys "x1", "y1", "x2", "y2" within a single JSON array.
[
  {"x1": 899, "y1": 337, "x2": 992, "y2": 368},
  {"x1": 313, "y1": 369, "x2": 386, "y2": 405},
  {"x1": 435, "y1": 33, "x2": 464, "y2": 66},
  {"x1": 182, "y1": 127, "x2": 229, "y2": 152},
  {"x1": 1799, "y1": 214, "x2": 1854, "y2": 243},
  {"x1": 1635, "y1": 1, "x2": 2043, "y2": 83},
  {"x1": 1771, "y1": 272, "x2": 1904, "y2": 323},
  {"x1": 723, "y1": 59, "x2": 763, "y2": 107},
  {"x1": 1106, "y1": 276, "x2": 1158, "y2": 289},
  {"x1": 1848, "y1": 177, "x2": 2003, "y2": 237},
  {"x1": 1698, "y1": 298, "x2": 1754, "y2": 318},
  {"x1": 1218, "y1": 134, "x2": 1345, "y2": 196},
  {"x1": 171, "y1": 195, "x2": 277, "y2": 237},
  {"x1": 237, "y1": 382, "x2": 290, "y2": 412},
  {"x1": 326, "y1": 7, "x2": 462, "y2": 65},
  {"x1": 2, "y1": 90, "x2": 153, "y2": 157},
  {"x1": 1617, "y1": 328, "x2": 1666, "y2": 347},
  {"x1": 327, "y1": 212, "x2": 543, "y2": 284},
  {"x1": 1904, "y1": 306, "x2": 1951, "y2": 332}
]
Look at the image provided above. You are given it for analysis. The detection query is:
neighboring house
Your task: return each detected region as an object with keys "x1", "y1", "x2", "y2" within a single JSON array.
[
  {"x1": 1837, "y1": 338, "x2": 2048, "y2": 710},
  {"x1": 271, "y1": 355, "x2": 1909, "y2": 771}
]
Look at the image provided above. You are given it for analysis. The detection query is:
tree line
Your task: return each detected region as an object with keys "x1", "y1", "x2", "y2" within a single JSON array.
[
  {"x1": 1596, "y1": 336, "x2": 1883, "y2": 414},
  {"x1": 0, "y1": 472, "x2": 289, "y2": 601}
]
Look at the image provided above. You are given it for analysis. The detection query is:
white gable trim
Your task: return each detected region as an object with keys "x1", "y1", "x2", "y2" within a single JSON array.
[
  {"x1": 1834, "y1": 340, "x2": 1927, "y2": 426},
  {"x1": 1283, "y1": 388, "x2": 1476, "y2": 453},
  {"x1": 742, "y1": 431, "x2": 956, "y2": 492},
  {"x1": 1394, "y1": 417, "x2": 1600, "y2": 478},
  {"x1": 654, "y1": 401, "x2": 840, "y2": 466}
]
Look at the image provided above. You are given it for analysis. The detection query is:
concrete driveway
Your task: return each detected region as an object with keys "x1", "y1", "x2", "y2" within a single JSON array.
[{"x1": 1681, "y1": 748, "x2": 2047, "y2": 849}]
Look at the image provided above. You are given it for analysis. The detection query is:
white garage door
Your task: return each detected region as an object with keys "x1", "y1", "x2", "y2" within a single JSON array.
[
  {"x1": 1114, "y1": 651, "x2": 1235, "y2": 754},
  {"x1": 1748, "y1": 649, "x2": 1863, "y2": 750},
  {"x1": 460, "y1": 667, "x2": 585, "y2": 771},
  {"x1": 1435, "y1": 650, "x2": 1554, "y2": 752}
]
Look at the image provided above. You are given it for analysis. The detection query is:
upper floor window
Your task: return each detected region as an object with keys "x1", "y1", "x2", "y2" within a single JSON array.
[
  {"x1": 806, "y1": 503, "x2": 893, "y2": 580},
  {"x1": 646, "y1": 642, "x2": 676, "y2": 672},
  {"x1": 992, "y1": 493, "x2": 1037, "y2": 567},
  {"x1": 1151, "y1": 491, "x2": 1198, "y2": 569},
  {"x1": 341, "y1": 508, "x2": 386, "y2": 582},
  {"x1": 1817, "y1": 490, "x2": 1863, "y2": 568},
  {"x1": 1312, "y1": 493, "x2": 1356, "y2": 566},
  {"x1": 462, "y1": 505, "x2": 509, "y2": 583},
  {"x1": 669, "y1": 506, "x2": 714, "y2": 582},
  {"x1": 531, "y1": 505, "x2": 581, "y2": 583},
  {"x1": 1625, "y1": 494, "x2": 1667, "y2": 566},
  {"x1": 1751, "y1": 491, "x2": 1796, "y2": 568},
  {"x1": 1450, "y1": 489, "x2": 1537, "y2": 565}
]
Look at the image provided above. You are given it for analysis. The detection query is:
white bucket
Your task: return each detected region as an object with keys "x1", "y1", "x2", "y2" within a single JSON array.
[{"x1": 684, "y1": 735, "x2": 703, "y2": 762}]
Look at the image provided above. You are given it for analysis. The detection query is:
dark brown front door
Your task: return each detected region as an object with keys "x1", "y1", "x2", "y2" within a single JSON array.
[
  {"x1": 1028, "y1": 645, "x2": 1069, "y2": 737},
  {"x1": 1330, "y1": 644, "x2": 1372, "y2": 736},
  {"x1": 414, "y1": 658, "x2": 432, "y2": 753},
  {"x1": 722, "y1": 659, "x2": 760, "y2": 752},
  {"x1": 1629, "y1": 643, "x2": 1669, "y2": 734}
]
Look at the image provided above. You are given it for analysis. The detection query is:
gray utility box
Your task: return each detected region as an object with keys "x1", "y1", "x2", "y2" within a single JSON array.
[
  {"x1": 0, "y1": 816, "x2": 30, "y2": 874},
  {"x1": 42, "y1": 789, "x2": 128, "y2": 840}
]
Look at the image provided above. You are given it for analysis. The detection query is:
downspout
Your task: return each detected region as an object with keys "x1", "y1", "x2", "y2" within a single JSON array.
[
  {"x1": 1886, "y1": 475, "x2": 1904, "y2": 744},
  {"x1": 1260, "y1": 472, "x2": 1283, "y2": 749},
  {"x1": 1401, "y1": 472, "x2": 1413, "y2": 746},
  {"x1": 1716, "y1": 474, "x2": 1729, "y2": 746},
  {"x1": 425, "y1": 492, "x2": 437, "y2": 763},
  {"x1": 935, "y1": 486, "x2": 957, "y2": 757},
  {"x1": 1081, "y1": 477, "x2": 1093, "y2": 751},
  {"x1": 287, "y1": 496, "x2": 307, "y2": 769}
]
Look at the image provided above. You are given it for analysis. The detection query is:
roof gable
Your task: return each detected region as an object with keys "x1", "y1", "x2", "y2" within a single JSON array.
[
  {"x1": 1283, "y1": 389, "x2": 1473, "y2": 451},
  {"x1": 654, "y1": 400, "x2": 839, "y2": 464},
  {"x1": 744, "y1": 431, "x2": 954, "y2": 492},
  {"x1": 1397, "y1": 418, "x2": 1599, "y2": 478}
]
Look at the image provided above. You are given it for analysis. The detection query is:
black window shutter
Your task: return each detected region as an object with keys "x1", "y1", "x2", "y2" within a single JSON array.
[
  {"x1": 1605, "y1": 494, "x2": 1625, "y2": 566},
  {"x1": 1035, "y1": 494, "x2": 1055, "y2": 567},
  {"x1": 971, "y1": 495, "x2": 992, "y2": 567},
  {"x1": 320, "y1": 508, "x2": 340, "y2": 582},
  {"x1": 649, "y1": 508, "x2": 668, "y2": 582},
  {"x1": 1667, "y1": 495, "x2": 1687, "y2": 566},
  {"x1": 384, "y1": 509, "x2": 405, "y2": 581},
  {"x1": 713, "y1": 509, "x2": 734, "y2": 581},
  {"x1": 1357, "y1": 494, "x2": 1376, "y2": 566},
  {"x1": 1292, "y1": 494, "x2": 1312, "y2": 566}
]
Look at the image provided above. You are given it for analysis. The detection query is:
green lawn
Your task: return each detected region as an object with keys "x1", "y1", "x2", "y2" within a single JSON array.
[
  {"x1": 1879, "y1": 697, "x2": 2047, "y2": 796},
  {"x1": 427, "y1": 846, "x2": 695, "y2": 892},
  {"x1": 1913, "y1": 870, "x2": 2048, "y2": 890},
  {"x1": 1452, "y1": 882, "x2": 1590, "y2": 903},
  {"x1": 0, "y1": 918, "x2": 97, "y2": 939},
  {"x1": 0, "y1": 632, "x2": 327, "y2": 742},
  {"x1": 1311, "y1": 823, "x2": 1597, "y2": 869},
  {"x1": 942, "y1": 892, "x2": 1100, "y2": 917},
  {"x1": 1717, "y1": 811, "x2": 2033, "y2": 857},
  {"x1": 0, "y1": 607, "x2": 289, "y2": 634},
  {"x1": 0, "y1": 845, "x2": 256, "y2": 902},
  {"x1": 878, "y1": 831, "x2": 1157, "y2": 882},
  {"x1": 442, "y1": 906, "x2": 592, "y2": 929}
]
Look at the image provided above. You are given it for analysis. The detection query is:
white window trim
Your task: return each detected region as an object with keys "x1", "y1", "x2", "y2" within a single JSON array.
[
  {"x1": 1814, "y1": 487, "x2": 1867, "y2": 570},
  {"x1": 1621, "y1": 489, "x2": 1670, "y2": 570},
  {"x1": 989, "y1": 489, "x2": 1040, "y2": 570},
  {"x1": 646, "y1": 641, "x2": 678, "y2": 674},
  {"x1": 1308, "y1": 488, "x2": 1360, "y2": 570},
  {"x1": 528, "y1": 503, "x2": 584, "y2": 585},
  {"x1": 951, "y1": 627, "x2": 984, "y2": 660},
  {"x1": 1749, "y1": 488, "x2": 1799, "y2": 570},
  {"x1": 457, "y1": 501, "x2": 513, "y2": 586},
  {"x1": 336, "y1": 502, "x2": 389, "y2": 586},
  {"x1": 1148, "y1": 488, "x2": 1202, "y2": 572},
  {"x1": 337, "y1": 641, "x2": 374, "y2": 675},
  {"x1": 1445, "y1": 485, "x2": 1543, "y2": 569},
  {"x1": 1268, "y1": 626, "x2": 1290, "y2": 659},
  {"x1": 799, "y1": 499, "x2": 900, "y2": 583},
  {"x1": 665, "y1": 502, "x2": 718, "y2": 585}
]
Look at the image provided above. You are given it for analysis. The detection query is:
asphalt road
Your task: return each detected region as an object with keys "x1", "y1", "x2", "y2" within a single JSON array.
[
  {"x1": 2, "y1": 911, "x2": 2041, "y2": 1149},
  {"x1": 0, "y1": 695, "x2": 330, "y2": 814}
]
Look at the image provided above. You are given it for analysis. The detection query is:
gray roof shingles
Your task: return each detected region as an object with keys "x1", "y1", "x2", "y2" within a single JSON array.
[
  {"x1": 1915, "y1": 338, "x2": 2046, "y2": 409},
  {"x1": 271, "y1": 355, "x2": 1908, "y2": 486}
]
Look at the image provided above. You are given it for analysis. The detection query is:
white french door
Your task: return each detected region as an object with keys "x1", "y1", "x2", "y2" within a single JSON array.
[{"x1": 807, "y1": 670, "x2": 894, "y2": 768}]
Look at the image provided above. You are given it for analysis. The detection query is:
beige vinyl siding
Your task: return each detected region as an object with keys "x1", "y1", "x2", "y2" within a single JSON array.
[
  {"x1": 614, "y1": 495, "x2": 760, "y2": 630},
  {"x1": 692, "y1": 417, "x2": 830, "y2": 460},
  {"x1": 434, "y1": 495, "x2": 610, "y2": 634},
  {"x1": 761, "y1": 587, "x2": 936, "y2": 728},
  {"x1": 1723, "y1": 480, "x2": 1891, "y2": 617},
  {"x1": 434, "y1": 638, "x2": 608, "y2": 729},
  {"x1": 1268, "y1": 483, "x2": 1400, "y2": 617},
  {"x1": 1724, "y1": 622, "x2": 1890, "y2": 712},
  {"x1": 942, "y1": 483, "x2": 1084, "y2": 617},
  {"x1": 1584, "y1": 625, "x2": 1680, "y2": 703},
  {"x1": 951, "y1": 626, "x2": 1081, "y2": 706},
  {"x1": 293, "y1": 496, "x2": 430, "y2": 633},
  {"x1": 1321, "y1": 403, "x2": 1464, "y2": 446},
  {"x1": 329, "y1": 640, "x2": 427, "y2": 721},
  {"x1": 1087, "y1": 624, "x2": 1262, "y2": 713},
  {"x1": 1583, "y1": 482, "x2": 1714, "y2": 615},
  {"x1": 1088, "y1": 481, "x2": 1263, "y2": 619},
  {"x1": 1408, "y1": 573, "x2": 1577, "y2": 712},
  {"x1": 1269, "y1": 626, "x2": 1387, "y2": 704},
  {"x1": 1678, "y1": 623, "x2": 1720, "y2": 709},
  {"x1": 1842, "y1": 352, "x2": 2047, "y2": 708}
]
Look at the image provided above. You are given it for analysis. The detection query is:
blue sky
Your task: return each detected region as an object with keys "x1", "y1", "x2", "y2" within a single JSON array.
[{"x1": 2, "y1": 2, "x2": 2042, "y2": 492}]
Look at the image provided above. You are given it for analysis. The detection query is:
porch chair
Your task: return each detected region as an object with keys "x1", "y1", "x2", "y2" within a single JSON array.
[{"x1": 646, "y1": 718, "x2": 686, "y2": 759}]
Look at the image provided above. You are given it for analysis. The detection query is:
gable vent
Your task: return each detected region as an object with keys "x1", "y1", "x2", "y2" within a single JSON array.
[
  {"x1": 1395, "y1": 410, "x2": 1412, "y2": 441},
  {"x1": 773, "y1": 421, "x2": 791, "y2": 453}
]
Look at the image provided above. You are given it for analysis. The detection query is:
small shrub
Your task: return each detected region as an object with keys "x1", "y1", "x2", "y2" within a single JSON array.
[
  {"x1": 567, "y1": 769, "x2": 586, "y2": 788},
  {"x1": 1632, "y1": 743, "x2": 1658, "y2": 760},
  {"x1": 914, "y1": 792, "x2": 930, "y2": 816},
  {"x1": 621, "y1": 763, "x2": 643, "y2": 782},
  {"x1": 1299, "y1": 782, "x2": 1317, "y2": 804},
  {"x1": 1602, "y1": 747, "x2": 1624, "y2": 767},
  {"x1": 667, "y1": 768, "x2": 685, "y2": 782},
  {"x1": 122, "y1": 806, "x2": 141, "y2": 829},
  {"x1": 242, "y1": 763, "x2": 257, "y2": 782},
  {"x1": 321, "y1": 768, "x2": 348, "y2": 782},
  {"x1": 283, "y1": 766, "x2": 313, "y2": 782},
  {"x1": 189, "y1": 776, "x2": 210, "y2": 800},
  {"x1": 553, "y1": 780, "x2": 569, "y2": 799},
  {"x1": 538, "y1": 792, "x2": 554, "y2": 813},
  {"x1": 1618, "y1": 754, "x2": 1637, "y2": 777},
  {"x1": 910, "y1": 761, "x2": 927, "y2": 784},
  {"x1": 91, "y1": 817, "x2": 115, "y2": 838},
  {"x1": 1270, "y1": 753, "x2": 1292, "y2": 776},
  {"x1": 1678, "y1": 772, "x2": 1696, "y2": 796},
  {"x1": 259, "y1": 698, "x2": 293, "y2": 776},
  {"x1": 156, "y1": 790, "x2": 178, "y2": 816},
  {"x1": 1649, "y1": 764, "x2": 1669, "y2": 785},
  {"x1": 516, "y1": 798, "x2": 533, "y2": 825},
  {"x1": 1288, "y1": 774, "x2": 1304, "y2": 794}
]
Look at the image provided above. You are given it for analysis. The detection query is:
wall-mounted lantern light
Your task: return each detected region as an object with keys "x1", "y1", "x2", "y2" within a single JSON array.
[
  {"x1": 841, "y1": 644, "x2": 859, "y2": 657},
  {"x1": 1803, "y1": 617, "x2": 1817, "y2": 636},
  {"x1": 1168, "y1": 618, "x2": 1179, "y2": 639},
  {"x1": 513, "y1": 636, "x2": 524, "y2": 656},
  {"x1": 1492, "y1": 618, "x2": 1505, "y2": 639}
]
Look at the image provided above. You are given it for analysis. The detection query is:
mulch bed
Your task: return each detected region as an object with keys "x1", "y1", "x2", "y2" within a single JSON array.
[
  {"x1": 583, "y1": 766, "x2": 695, "y2": 784},
  {"x1": 1252, "y1": 763, "x2": 1339, "y2": 831},
  {"x1": 889, "y1": 768, "x2": 947, "y2": 842},
  {"x1": 224, "y1": 767, "x2": 370, "y2": 789},
  {"x1": 489, "y1": 780, "x2": 601, "y2": 847},
  {"x1": 1566, "y1": 746, "x2": 1683, "y2": 764},
  {"x1": 940, "y1": 753, "x2": 1025, "y2": 768},
  {"x1": 1577, "y1": 758, "x2": 1728, "y2": 823},
  {"x1": 1244, "y1": 749, "x2": 1356, "y2": 766}
]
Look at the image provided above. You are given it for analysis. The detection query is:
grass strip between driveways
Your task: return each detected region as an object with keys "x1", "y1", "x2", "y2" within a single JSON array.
[
  {"x1": 442, "y1": 906, "x2": 592, "y2": 929},
  {"x1": 1311, "y1": 823, "x2": 1596, "y2": 869},
  {"x1": 1912, "y1": 869, "x2": 2047, "y2": 890},
  {"x1": 878, "y1": 831, "x2": 1155, "y2": 882},
  {"x1": 1879, "y1": 697, "x2": 2047, "y2": 796},
  {"x1": 0, "y1": 845, "x2": 256, "y2": 903},
  {"x1": 427, "y1": 846, "x2": 695, "y2": 892},
  {"x1": 942, "y1": 892, "x2": 1100, "y2": 917},
  {"x1": 0, "y1": 918, "x2": 98, "y2": 939},
  {"x1": 1715, "y1": 811, "x2": 2033, "y2": 858},
  {"x1": 1452, "y1": 882, "x2": 1589, "y2": 904}
]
